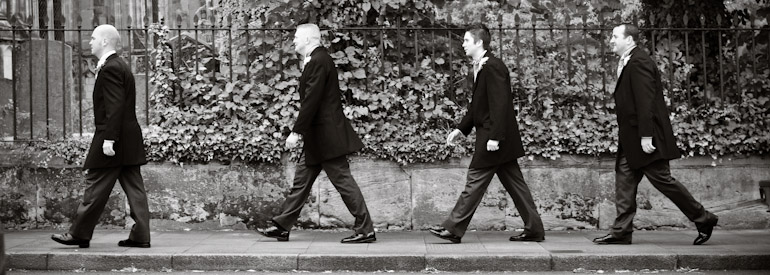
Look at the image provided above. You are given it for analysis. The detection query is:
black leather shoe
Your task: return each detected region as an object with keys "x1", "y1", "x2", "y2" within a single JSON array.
[
  {"x1": 341, "y1": 232, "x2": 376, "y2": 243},
  {"x1": 694, "y1": 217, "x2": 718, "y2": 245},
  {"x1": 509, "y1": 233, "x2": 545, "y2": 242},
  {"x1": 257, "y1": 226, "x2": 290, "y2": 241},
  {"x1": 593, "y1": 234, "x2": 632, "y2": 244},
  {"x1": 51, "y1": 233, "x2": 90, "y2": 248},
  {"x1": 428, "y1": 227, "x2": 461, "y2": 243},
  {"x1": 118, "y1": 239, "x2": 151, "y2": 248}
]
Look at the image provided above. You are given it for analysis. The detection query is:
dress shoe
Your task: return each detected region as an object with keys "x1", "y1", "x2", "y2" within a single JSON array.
[
  {"x1": 340, "y1": 232, "x2": 376, "y2": 243},
  {"x1": 509, "y1": 233, "x2": 545, "y2": 242},
  {"x1": 118, "y1": 239, "x2": 151, "y2": 248},
  {"x1": 593, "y1": 234, "x2": 632, "y2": 244},
  {"x1": 257, "y1": 226, "x2": 290, "y2": 241},
  {"x1": 694, "y1": 217, "x2": 718, "y2": 245},
  {"x1": 51, "y1": 233, "x2": 90, "y2": 248},
  {"x1": 428, "y1": 227, "x2": 461, "y2": 243}
]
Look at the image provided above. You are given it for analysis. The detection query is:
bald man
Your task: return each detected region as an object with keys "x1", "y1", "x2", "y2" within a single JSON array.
[
  {"x1": 257, "y1": 24, "x2": 375, "y2": 243},
  {"x1": 52, "y1": 24, "x2": 151, "y2": 248}
]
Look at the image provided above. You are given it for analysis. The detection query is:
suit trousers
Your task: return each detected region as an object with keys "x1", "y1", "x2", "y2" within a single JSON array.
[
  {"x1": 273, "y1": 155, "x2": 374, "y2": 234},
  {"x1": 69, "y1": 165, "x2": 151, "y2": 243},
  {"x1": 442, "y1": 159, "x2": 544, "y2": 238},
  {"x1": 611, "y1": 153, "x2": 717, "y2": 238}
]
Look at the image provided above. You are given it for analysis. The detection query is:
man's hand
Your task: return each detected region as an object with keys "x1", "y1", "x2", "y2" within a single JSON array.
[
  {"x1": 446, "y1": 129, "x2": 463, "y2": 146},
  {"x1": 285, "y1": 132, "x2": 301, "y2": 149},
  {"x1": 641, "y1": 137, "x2": 656, "y2": 154},
  {"x1": 102, "y1": 140, "x2": 116, "y2": 156},
  {"x1": 486, "y1": 139, "x2": 500, "y2": 151}
]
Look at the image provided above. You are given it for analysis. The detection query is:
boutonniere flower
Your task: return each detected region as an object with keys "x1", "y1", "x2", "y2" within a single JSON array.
[{"x1": 478, "y1": 57, "x2": 489, "y2": 68}]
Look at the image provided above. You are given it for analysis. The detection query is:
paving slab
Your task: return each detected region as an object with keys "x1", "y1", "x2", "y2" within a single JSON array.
[{"x1": 172, "y1": 253, "x2": 297, "y2": 271}]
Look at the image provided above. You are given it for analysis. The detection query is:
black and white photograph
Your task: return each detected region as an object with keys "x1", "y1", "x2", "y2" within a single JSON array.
[{"x1": 0, "y1": 0, "x2": 769, "y2": 274}]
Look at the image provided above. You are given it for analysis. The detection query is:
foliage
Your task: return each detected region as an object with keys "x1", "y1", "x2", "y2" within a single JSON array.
[
  {"x1": 139, "y1": 0, "x2": 770, "y2": 164},
  {"x1": 4, "y1": 0, "x2": 768, "y2": 167}
]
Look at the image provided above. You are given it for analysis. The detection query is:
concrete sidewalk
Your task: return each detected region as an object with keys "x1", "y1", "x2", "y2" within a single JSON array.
[{"x1": 4, "y1": 230, "x2": 770, "y2": 272}]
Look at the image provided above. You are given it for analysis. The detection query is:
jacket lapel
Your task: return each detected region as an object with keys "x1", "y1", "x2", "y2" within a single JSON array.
[
  {"x1": 613, "y1": 47, "x2": 641, "y2": 95},
  {"x1": 472, "y1": 52, "x2": 493, "y2": 91}
]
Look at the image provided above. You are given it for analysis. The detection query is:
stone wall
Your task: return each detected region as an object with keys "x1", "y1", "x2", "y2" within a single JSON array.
[{"x1": 1, "y1": 154, "x2": 769, "y2": 231}]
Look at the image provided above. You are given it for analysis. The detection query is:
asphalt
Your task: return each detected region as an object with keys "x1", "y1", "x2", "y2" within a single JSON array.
[{"x1": 3, "y1": 230, "x2": 770, "y2": 272}]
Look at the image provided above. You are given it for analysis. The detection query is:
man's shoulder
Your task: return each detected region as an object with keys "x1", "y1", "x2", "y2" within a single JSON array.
[
  {"x1": 104, "y1": 56, "x2": 128, "y2": 71},
  {"x1": 484, "y1": 56, "x2": 509, "y2": 73},
  {"x1": 311, "y1": 49, "x2": 333, "y2": 63}
]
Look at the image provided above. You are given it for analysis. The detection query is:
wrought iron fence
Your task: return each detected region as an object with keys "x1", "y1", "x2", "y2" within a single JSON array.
[{"x1": 0, "y1": 19, "x2": 767, "y2": 142}]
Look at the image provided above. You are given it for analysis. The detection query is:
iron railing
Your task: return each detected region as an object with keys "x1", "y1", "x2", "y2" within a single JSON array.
[{"x1": 1, "y1": 20, "x2": 767, "y2": 142}]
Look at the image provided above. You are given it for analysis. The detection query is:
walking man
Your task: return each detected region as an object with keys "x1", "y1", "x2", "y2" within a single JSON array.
[
  {"x1": 52, "y1": 24, "x2": 151, "y2": 248},
  {"x1": 593, "y1": 23, "x2": 718, "y2": 245},
  {"x1": 257, "y1": 23, "x2": 376, "y2": 243},
  {"x1": 429, "y1": 24, "x2": 545, "y2": 243}
]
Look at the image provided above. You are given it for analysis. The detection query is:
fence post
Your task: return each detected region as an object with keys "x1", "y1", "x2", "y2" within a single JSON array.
[
  {"x1": 665, "y1": 15, "x2": 674, "y2": 106},
  {"x1": 228, "y1": 14, "x2": 233, "y2": 82},
  {"x1": 700, "y1": 14, "x2": 708, "y2": 101},
  {"x1": 60, "y1": 13, "x2": 67, "y2": 139},
  {"x1": 733, "y1": 12, "x2": 740, "y2": 100},
  {"x1": 683, "y1": 13, "x2": 691, "y2": 106},
  {"x1": 717, "y1": 14, "x2": 724, "y2": 103},
  {"x1": 564, "y1": 13, "x2": 570, "y2": 84},
  {"x1": 11, "y1": 24, "x2": 17, "y2": 140}
]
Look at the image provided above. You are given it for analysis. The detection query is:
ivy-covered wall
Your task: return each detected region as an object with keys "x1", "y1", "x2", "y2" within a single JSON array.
[
  {"x1": 136, "y1": 0, "x2": 769, "y2": 166},
  {"x1": 2, "y1": 154, "x2": 769, "y2": 231}
]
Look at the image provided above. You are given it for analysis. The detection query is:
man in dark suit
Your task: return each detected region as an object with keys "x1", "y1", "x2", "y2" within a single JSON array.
[
  {"x1": 257, "y1": 23, "x2": 375, "y2": 243},
  {"x1": 52, "y1": 24, "x2": 151, "y2": 248},
  {"x1": 593, "y1": 23, "x2": 718, "y2": 245},
  {"x1": 428, "y1": 24, "x2": 544, "y2": 243}
]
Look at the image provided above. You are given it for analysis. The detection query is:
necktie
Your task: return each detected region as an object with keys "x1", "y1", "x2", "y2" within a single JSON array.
[
  {"x1": 616, "y1": 57, "x2": 624, "y2": 79},
  {"x1": 472, "y1": 60, "x2": 481, "y2": 81}
]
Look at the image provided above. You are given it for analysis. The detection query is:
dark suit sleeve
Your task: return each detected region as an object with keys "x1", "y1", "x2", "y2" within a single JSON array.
[
  {"x1": 485, "y1": 61, "x2": 508, "y2": 141},
  {"x1": 456, "y1": 72, "x2": 474, "y2": 136},
  {"x1": 457, "y1": 104, "x2": 474, "y2": 136},
  {"x1": 101, "y1": 65, "x2": 126, "y2": 141},
  {"x1": 292, "y1": 58, "x2": 328, "y2": 136},
  {"x1": 627, "y1": 59, "x2": 656, "y2": 137}
]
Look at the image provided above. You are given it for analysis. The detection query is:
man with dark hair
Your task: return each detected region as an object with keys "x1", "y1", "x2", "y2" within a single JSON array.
[
  {"x1": 593, "y1": 23, "x2": 718, "y2": 245},
  {"x1": 256, "y1": 23, "x2": 376, "y2": 244},
  {"x1": 51, "y1": 24, "x2": 151, "y2": 248},
  {"x1": 429, "y1": 24, "x2": 545, "y2": 243}
]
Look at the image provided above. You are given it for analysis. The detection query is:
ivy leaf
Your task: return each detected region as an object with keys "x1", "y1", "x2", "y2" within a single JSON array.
[{"x1": 353, "y1": 68, "x2": 367, "y2": 79}]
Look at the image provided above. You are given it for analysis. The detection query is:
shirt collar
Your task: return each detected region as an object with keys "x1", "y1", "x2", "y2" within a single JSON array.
[
  {"x1": 304, "y1": 45, "x2": 320, "y2": 60},
  {"x1": 472, "y1": 50, "x2": 488, "y2": 64},
  {"x1": 97, "y1": 50, "x2": 116, "y2": 68},
  {"x1": 620, "y1": 46, "x2": 636, "y2": 62}
]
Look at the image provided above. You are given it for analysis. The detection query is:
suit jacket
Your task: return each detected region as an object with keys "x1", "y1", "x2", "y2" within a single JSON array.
[
  {"x1": 614, "y1": 47, "x2": 679, "y2": 169},
  {"x1": 457, "y1": 52, "x2": 525, "y2": 168},
  {"x1": 83, "y1": 54, "x2": 147, "y2": 169},
  {"x1": 292, "y1": 47, "x2": 364, "y2": 165}
]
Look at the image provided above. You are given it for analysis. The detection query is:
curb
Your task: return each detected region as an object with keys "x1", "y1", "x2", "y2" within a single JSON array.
[{"x1": 9, "y1": 252, "x2": 770, "y2": 272}]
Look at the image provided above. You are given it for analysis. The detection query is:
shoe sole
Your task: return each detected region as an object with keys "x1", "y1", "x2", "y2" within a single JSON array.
[
  {"x1": 510, "y1": 238, "x2": 544, "y2": 242},
  {"x1": 341, "y1": 237, "x2": 376, "y2": 244},
  {"x1": 594, "y1": 241, "x2": 632, "y2": 245},
  {"x1": 694, "y1": 217, "x2": 718, "y2": 245},
  {"x1": 429, "y1": 231, "x2": 461, "y2": 243},
  {"x1": 118, "y1": 244, "x2": 151, "y2": 248},
  {"x1": 257, "y1": 231, "x2": 289, "y2": 241},
  {"x1": 51, "y1": 236, "x2": 90, "y2": 248}
]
